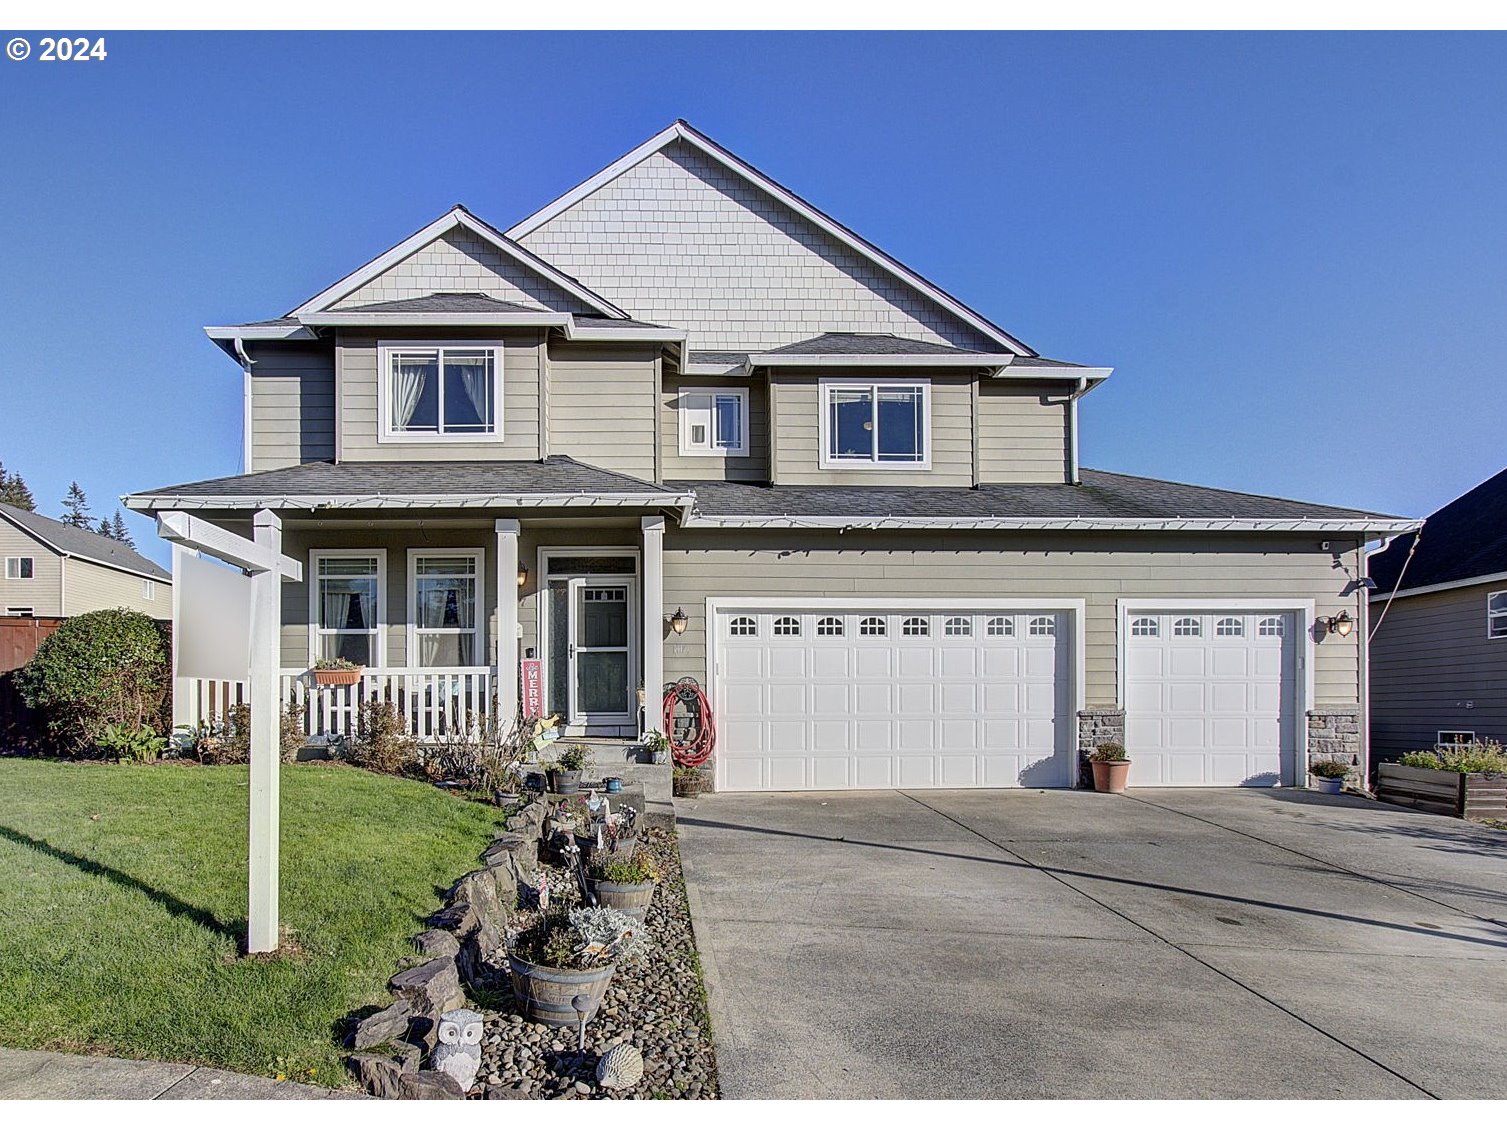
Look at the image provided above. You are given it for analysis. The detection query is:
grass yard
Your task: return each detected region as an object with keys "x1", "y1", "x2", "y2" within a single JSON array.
[{"x1": 0, "y1": 758, "x2": 503, "y2": 1086}]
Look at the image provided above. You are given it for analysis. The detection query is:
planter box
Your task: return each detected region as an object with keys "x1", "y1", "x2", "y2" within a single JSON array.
[
  {"x1": 312, "y1": 668, "x2": 363, "y2": 686},
  {"x1": 1376, "y1": 762, "x2": 1507, "y2": 820}
]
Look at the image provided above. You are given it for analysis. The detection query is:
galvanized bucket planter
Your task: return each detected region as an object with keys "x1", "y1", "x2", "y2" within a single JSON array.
[
  {"x1": 507, "y1": 957, "x2": 616, "y2": 1028},
  {"x1": 589, "y1": 878, "x2": 655, "y2": 920}
]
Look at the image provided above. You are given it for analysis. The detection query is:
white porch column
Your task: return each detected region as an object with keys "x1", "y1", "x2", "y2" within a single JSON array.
[
  {"x1": 495, "y1": 518, "x2": 521, "y2": 720},
  {"x1": 247, "y1": 509, "x2": 282, "y2": 954},
  {"x1": 641, "y1": 516, "x2": 665, "y2": 735}
]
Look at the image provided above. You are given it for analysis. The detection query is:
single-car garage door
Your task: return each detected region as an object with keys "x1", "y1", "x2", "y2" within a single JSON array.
[
  {"x1": 715, "y1": 608, "x2": 1072, "y2": 792},
  {"x1": 1123, "y1": 610, "x2": 1299, "y2": 787}
]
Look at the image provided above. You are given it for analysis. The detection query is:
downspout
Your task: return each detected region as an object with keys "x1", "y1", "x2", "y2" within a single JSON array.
[
  {"x1": 1067, "y1": 376, "x2": 1088, "y2": 484},
  {"x1": 1356, "y1": 540, "x2": 1371, "y2": 787},
  {"x1": 235, "y1": 337, "x2": 254, "y2": 474}
]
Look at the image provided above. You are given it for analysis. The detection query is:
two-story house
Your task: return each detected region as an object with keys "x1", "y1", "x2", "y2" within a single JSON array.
[
  {"x1": 127, "y1": 121, "x2": 1415, "y2": 792},
  {"x1": 0, "y1": 501, "x2": 171, "y2": 621}
]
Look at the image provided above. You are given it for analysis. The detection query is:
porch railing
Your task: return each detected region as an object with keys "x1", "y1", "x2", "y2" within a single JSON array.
[{"x1": 175, "y1": 667, "x2": 498, "y2": 742}]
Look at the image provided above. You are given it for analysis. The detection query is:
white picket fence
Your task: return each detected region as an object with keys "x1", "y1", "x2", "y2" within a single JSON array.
[{"x1": 175, "y1": 667, "x2": 497, "y2": 742}]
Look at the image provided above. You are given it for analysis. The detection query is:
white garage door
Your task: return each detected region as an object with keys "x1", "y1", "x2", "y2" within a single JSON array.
[
  {"x1": 715, "y1": 608, "x2": 1072, "y2": 792},
  {"x1": 1124, "y1": 611, "x2": 1299, "y2": 787}
]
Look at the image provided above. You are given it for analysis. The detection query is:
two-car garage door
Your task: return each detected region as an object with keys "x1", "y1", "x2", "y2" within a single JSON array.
[{"x1": 715, "y1": 608, "x2": 1073, "y2": 792}]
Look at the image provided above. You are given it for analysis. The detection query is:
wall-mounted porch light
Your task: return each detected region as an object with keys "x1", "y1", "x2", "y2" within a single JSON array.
[
  {"x1": 669, "y1": 608, "x2": 689, "y2": 635},
  {"x1": 517, "y1": 564, "x2": 529, "y2": 588},
  {"x1": 1324, "y1": 610, "x2": 1354, "y2": 637}
]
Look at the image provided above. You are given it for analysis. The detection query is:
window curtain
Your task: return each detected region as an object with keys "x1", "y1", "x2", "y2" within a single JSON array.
[
  {"x1": 391, "y1": 360, "x2": 428, "y2": 429},
  {"x1": 321, "y1": 589, "x2": 367, "y2": 632},
  {"x1": 453, "y1": 359, "x2": 490, "y2": 423}
]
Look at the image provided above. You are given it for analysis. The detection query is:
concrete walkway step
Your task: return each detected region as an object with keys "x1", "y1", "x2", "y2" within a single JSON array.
[{"x1": 0, "y1": 1048, "x2": 361, "y2": 1100}]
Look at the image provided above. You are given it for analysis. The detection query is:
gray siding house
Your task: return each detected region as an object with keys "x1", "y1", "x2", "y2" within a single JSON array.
[
  {"x1": 1368, "y1": 468, "x2": 1507, "y2": 761},
  {"x1": 126, "y1": 121, "x2": 1414, "y2": 792},
  {"x1": 0, "y1": 501, "x2": 172, "y2": 620}
]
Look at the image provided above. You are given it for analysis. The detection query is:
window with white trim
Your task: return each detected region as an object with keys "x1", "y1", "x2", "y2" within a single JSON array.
[
  {"x1": 4, "y1": 557, "x2": 34, "y2": 580},
  {"x1": 859, "y1": 616, "x2": 886, "y2": 636},
  {"x1": 816, "y1": 616, "x2": 844, "y2": 637},
  {"x1": 1172, "y1": 617, "x2": 1201, "y2": 637},
  {"x1": 901, "y1": 616, "x2": 930, "y2": 636},
  {"x1": 729, "y1": 616, "x2": 757, "y2": 637},
  {"x1": 142, "y1": 579, "x2": 155, "y2": 600},
  {"x1": 1130, "y1": 616, "x2": 1158, "y2": 637},
  {"x1": 1489, "y1": 591, "x2": 1507, "y2": 640},
  {"x1": 986, "y1": 616, "x2": 1014, "y2": 637},
  {"x1": 944, "y1": 616, "x2": 972, "y2": 637},
  {"x1": 1215, "y1": 617, "x2": 1244, "y2": 637},
  {"x1": 380, "y1": 343, "x2": 501, "y2": 440},
  {"x1": 410, "y1": 552, "x2": 482, "y2": 667},
  {"x1": 312, "y1": 552, "x2": 383, "y2": 667},
  {"x1": 6, "y1": 607, "x2": 33, "y2": 617},
  {"x1": 821, "y1": 380, "x2": 930, "y2": 468},
  {"x1": 1028, "y1": 616, "x2": 1056, "y2": 637},
  {"x1": 1438, "y1": 730, "x2": 1475, "y2": 749},
  {"x1": 1257, "y1": 616, "x2": 1285, "y2": 637},
  {"x1": 773, "y1": 616, "x2": 801, "y2": 636},
  {"x1": 678, "y1": 388, "x2": 749, "y2": 457}
]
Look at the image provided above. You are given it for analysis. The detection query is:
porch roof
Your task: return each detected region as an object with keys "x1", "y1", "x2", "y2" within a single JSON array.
[{"x1": 125, "y1": 456, "x2": 694, "y2": 513}]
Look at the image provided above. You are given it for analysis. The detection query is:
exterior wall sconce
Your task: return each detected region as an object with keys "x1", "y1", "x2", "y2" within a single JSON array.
[
  {"x1": 1325, "y1": 610, "x2": 1354, "y2": 637},
  {"x1": 669, "y1": 608, "x2": 689, "y2": 635},
  {"x1": 517, "y1": 565, "x2": 529, "y2": 588}
]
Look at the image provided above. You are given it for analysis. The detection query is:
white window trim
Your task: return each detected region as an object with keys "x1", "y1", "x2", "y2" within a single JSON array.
[
  {"x1": 1437, "y1": 730, "x2": 1476, "y2": 749},
  {"x1": 6, "y1": 607, "x2": 34, "y2": 617},
  {"x1": 677, "y1": 386, "x2": 750, "y2": 458},
  {"x1": 1488, "y1": 590, "x2": 1507, "y2": 640},
  {"x1": 4, "y1": 556, "x2": 34, "y2": 580},
  {"x1": 406, "y1": 548, "x2": 486, "y2": 669},
  {"x1": 377, "y1": 341, "x2": 504, "y2": 444},
  {"x1": 141, "y1": 579, "x2": 155, "y2": 600},
  {"x1": 308, "y1": 549, "x2": 387, "y2": 668},
  {"x1": 817, "y1": 377, "x2": 932, "y2": 471}
]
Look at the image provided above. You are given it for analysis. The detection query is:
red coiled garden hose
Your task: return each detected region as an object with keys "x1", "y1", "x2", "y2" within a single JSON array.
[{"x1": 663, "y1": 677, "x2": 715, "y2": 767}]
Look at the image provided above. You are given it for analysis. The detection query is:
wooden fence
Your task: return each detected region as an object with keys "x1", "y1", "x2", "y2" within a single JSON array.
[{"x1": 0, "y1": 617, "x2": 64, "y2": 751}]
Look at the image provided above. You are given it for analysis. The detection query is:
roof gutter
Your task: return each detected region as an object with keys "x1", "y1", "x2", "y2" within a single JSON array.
[
  {"x1": 125, "y1": 491, "x2": 698, "y2": 513},
  {"x1": 679, "y1": 514, "x2": 1424, "y2": 534}
]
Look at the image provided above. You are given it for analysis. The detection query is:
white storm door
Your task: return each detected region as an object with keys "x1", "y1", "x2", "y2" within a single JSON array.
[{"x1": 567, "y1": 578, "x2": 635, "y2": 725}]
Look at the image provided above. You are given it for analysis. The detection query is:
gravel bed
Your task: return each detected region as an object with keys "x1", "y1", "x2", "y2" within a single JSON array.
[{"x1": 471, "y1": 826, "x2": 719, "y2": 1100}]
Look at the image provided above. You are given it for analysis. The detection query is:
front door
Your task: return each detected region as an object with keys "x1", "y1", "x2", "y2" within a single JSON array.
[{"x1": 566, "y1": 578, "x2": 635, "y2": 725}]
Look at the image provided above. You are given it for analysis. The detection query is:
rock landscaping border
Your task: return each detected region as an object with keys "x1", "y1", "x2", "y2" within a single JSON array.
[{"x1": 344, "y1": 795, "x2": 719, "y2": 1100}]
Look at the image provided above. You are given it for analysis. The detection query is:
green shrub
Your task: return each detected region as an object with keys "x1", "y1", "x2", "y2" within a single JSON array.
[
  {"x1": 16, "y1": 608, "x2": 169, "y2": 755},
  {"x1": 1398, "y1": 740, "x2": 1507, "y2": 775},
  {"x1": 1090, "y1": 741, "x2": 1128, "y2": 763},
  {"x1": 555, "y1": 744, "x2": 589, "y2": 772},
  {"x1": 178, "y1": 701, "x2": 306, "y2": 765},
  {"x1": 97, "y1": 722, "x2": 168, "y2": 762},
  {"x1": 344, "y1": 699, "x2": 418, "y2": 775},
  {"x1": 590, "y1": 851, "x2": 659, "y2": 885},
  {"x1": 1308, "y1": 758, "x2": 1351, "y2": 779}
]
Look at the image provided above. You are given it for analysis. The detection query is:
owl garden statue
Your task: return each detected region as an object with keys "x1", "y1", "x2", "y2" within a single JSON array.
[{"x1": 430, "y1": 1007, "x2": 484, "y2": 1091}]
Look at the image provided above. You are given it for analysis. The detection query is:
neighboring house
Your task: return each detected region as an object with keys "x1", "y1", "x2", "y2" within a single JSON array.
[
  {"x1": 125, "y1": 120, "x2": 1415, "y2": 792},
  {"x1": 0, "y1": 501, "x2": 172, "y2": 620},
  {"x1": 1367, "y1": 467, "x2": 1507, "y2": 761}
]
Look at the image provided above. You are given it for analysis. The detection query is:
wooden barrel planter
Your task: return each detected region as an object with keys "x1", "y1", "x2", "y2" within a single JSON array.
[
  {"x1": 1375, "y1": 763, "x2": 1507, "y2": 820},
  {"x1": 546, "y1": 768, "x2": 582, "y2": 795},
  {"x1": 589, "y1": 878, "x2": 655, "y2": 920},
  {"x1": 574, "y1": 831, "x2": 637, "y2": 865},
  {"x1": 507, "y1": 957, "x2": 616, "y2": 1028}
]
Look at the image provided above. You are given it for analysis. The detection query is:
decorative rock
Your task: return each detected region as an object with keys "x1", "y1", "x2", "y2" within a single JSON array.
[
  {"x1": 413, "y1": 928, "x2": 461, "y2": 959},
  {"x1": 389, "y1": 956, "x2": 466, "y2": 1016},
  {"x1": 429, "y1": 902, "x2": 477, "y2": 935},
  {"x1": 430, "y1": 1007, "x2": 485, "y2": 1092},
  {"x1": 351, "y1": 997, "x2": 414, "y2": 1050},
  {"x1": 392, "y1": 1039, "x2": 424, "y2": 1074},
  {"x1": 595, "y1": 1043, "x2": 645, "y2": 1090},
  {"x1": 398, "y1": 1070, "x2": 467, "y2": 1100},
  {"x1": 348, "y1": 1053, "x2": 405, "y2": 1099}
]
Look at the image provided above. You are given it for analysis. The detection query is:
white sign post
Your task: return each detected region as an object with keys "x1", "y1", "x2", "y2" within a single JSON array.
[{"x1": 158, "y1": 509, "x2": 302, "y2": 954}]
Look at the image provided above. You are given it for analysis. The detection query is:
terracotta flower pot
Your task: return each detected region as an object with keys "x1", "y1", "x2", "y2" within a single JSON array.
[
  {"x1": 1091, "y1": 760, "x2": 1131, "y2": 794},
  {"x1": 312, "y1": 667, "x2": 362, "y2": 686}
]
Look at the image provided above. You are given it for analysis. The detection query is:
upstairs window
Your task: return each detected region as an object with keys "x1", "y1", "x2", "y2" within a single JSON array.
[
  {"x1": 679, "y1": 388, "x2": 749, "y2": 457},
  {"x1": 821, "y1": 380, "x2": 930, "y2": 468},
  {"x1": 141, "y1": 579, "x2": 155, "y2": 601},
  {"x1": 380, "y1": 343, "x2": 501, "y2": 441},
  {"x1": 1490, "y1": 591, "x2": 1507, "y2": 640},
  {"x1": 4, "y1": 557, "x2": 34, "y2": 580}
]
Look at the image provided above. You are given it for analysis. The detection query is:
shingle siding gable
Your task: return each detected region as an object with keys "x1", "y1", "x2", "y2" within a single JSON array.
[
  {"x1": 519, "y1": 140, "x2": 999, "y2": 352},
  {"x1": 333, "y1": 229, "x2": 581, "y2": 312}
]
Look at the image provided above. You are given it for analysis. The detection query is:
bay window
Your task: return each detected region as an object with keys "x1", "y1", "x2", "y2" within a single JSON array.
[
  {"x1": 409, "y1": 551, "x2": 483, "y2": 667},
  {"x1": 821, "y1": 379, "x2": 930, "y2": 468},
  {"x1": 311, "y1": 551, "x2": 384, "y2": 667},
  {"x1": 380, "y1": 343, "x2": 501, "y2": 440}
]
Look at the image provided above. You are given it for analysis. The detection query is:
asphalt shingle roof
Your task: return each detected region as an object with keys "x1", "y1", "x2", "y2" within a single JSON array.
[
  {"x1": 134, "y1": 456, "x2": 684, "y2": 501},
  {"x1": 761, "y1": 333, "x2": 992, "y2": 357},
  {"x1": 1368, "y1": 466, "x2": 1507, "y2": 593},
  {"x1": 0, "y1": 501, "x2": 170, "y2": 580},
  {"x1": 671, "y1": 470, "x2": 1401, "y2": 522},
  {"x1": 343, "y1": 294, "x2": 551, "y2": 314}
]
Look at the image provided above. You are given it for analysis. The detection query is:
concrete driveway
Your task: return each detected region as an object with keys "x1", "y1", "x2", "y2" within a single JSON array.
[{"x1": 675, "y1": 788, "x2": 1507, "y2": 1099}]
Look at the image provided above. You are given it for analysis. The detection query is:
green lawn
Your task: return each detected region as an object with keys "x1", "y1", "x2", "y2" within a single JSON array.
[{"x1": 0, "y1": 759, "x2": 503, "y2": 1086}]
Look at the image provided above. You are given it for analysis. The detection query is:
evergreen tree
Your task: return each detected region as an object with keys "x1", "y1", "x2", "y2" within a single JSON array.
[
  {"x1": 0, "y1": 461, "x2": 36, "y2": 511},
  {"x1": 61, "y1": 481, "x2": 91, "y2": 529},
  {"x1": 96, "y1": 518, "x2": 112, "y2": 537},
  {"x1": 110, "y1": 510, "x2": 135, "y2": 549}
]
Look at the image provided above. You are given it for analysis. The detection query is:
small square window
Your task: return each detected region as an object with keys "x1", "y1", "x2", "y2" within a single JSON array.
[
  {"x1": 901, "y1": 616, "x2": 929, "y2": 637},
  {"x1": 1438, "y1": 730, "x2": 1475, "y2": 750},
  {"x1": 1215, "y1": 617, "x2": 1244, "y2": 637},
  {"x1": 1258, "y1": 617, "x2": 1285, "y2": 637},
  {"x1": 1028, "y1": 616, "x2": 1056, "y2": 637},
  {"x1": 943, "y1": 616, "x2": 972, "y2": 637},
  {"x1": 773, "y1": 616, "x2": 801, "y2": 637},
  {"x1": 4, "y1": 557, "x2": 34, "y2": 580},
  {"x1": 859, "y1": 616, "x2": 887, "y2": 637},
  {"x1": 729, "y1": 616, "x2": 757, "y2": 637},
  {"x1": 1130, "y1": 616, "x2": 1158, "y2": 637},
  {"x1": 142, "y1": 579, "x2": 155, "y2": 600},
  {"x1": 985, "y1": 616, "x2": 1014, "y2": 636},
  {"x1": 679, "y1": 388, "x2": 749, "y2": 457},
  {"x1": 1173, "y1": 617, "x2": 1201, "y2": 637},
  {"x1": 6, "y1": 607, "x2": 34, "y2": 617},
  {"x1": 816, "y1": 616, "x2": 844, "y2": 637},
  {"x1": 1489, "y1": 591, "x2": 1507, "y2": 640}
]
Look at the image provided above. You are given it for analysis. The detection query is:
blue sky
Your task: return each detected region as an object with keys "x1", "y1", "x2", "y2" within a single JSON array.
[{"x1": 1, "y1": 32, "x2": 1503, "y2": 567}]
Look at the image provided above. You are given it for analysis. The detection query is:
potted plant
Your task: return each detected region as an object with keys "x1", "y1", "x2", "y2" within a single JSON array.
[
  {"x1": 545, "y1": 743, "x2": 589, "y2": 794},
  {"x1": 587, "y1": 850, "x2": 659, "y2": 920},
  {"x1": 546, "y1": 796, "x2": 589, "y2": 839},
  {"x1": 1089, "y1": 741, "x2": 1131, "y2": 794},
  {"x1": 1308, "y1": 758, "x2": 1350, "y2": 794},
  {"x1": 311, "y1": 657, "x2": 363, "y2": 686},
  {"x1": 576, "y1": 804, "x2": 638, "y2": 864},
  {"x1": 507, "y1": 905, "x2": 647, "y2": 1027},
  {"x1": 640, "y1": 728, "x2": 670, "y2": 765},
  {"x1": 672, "y1": 764, "x2": 709, "y2": 798}
]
